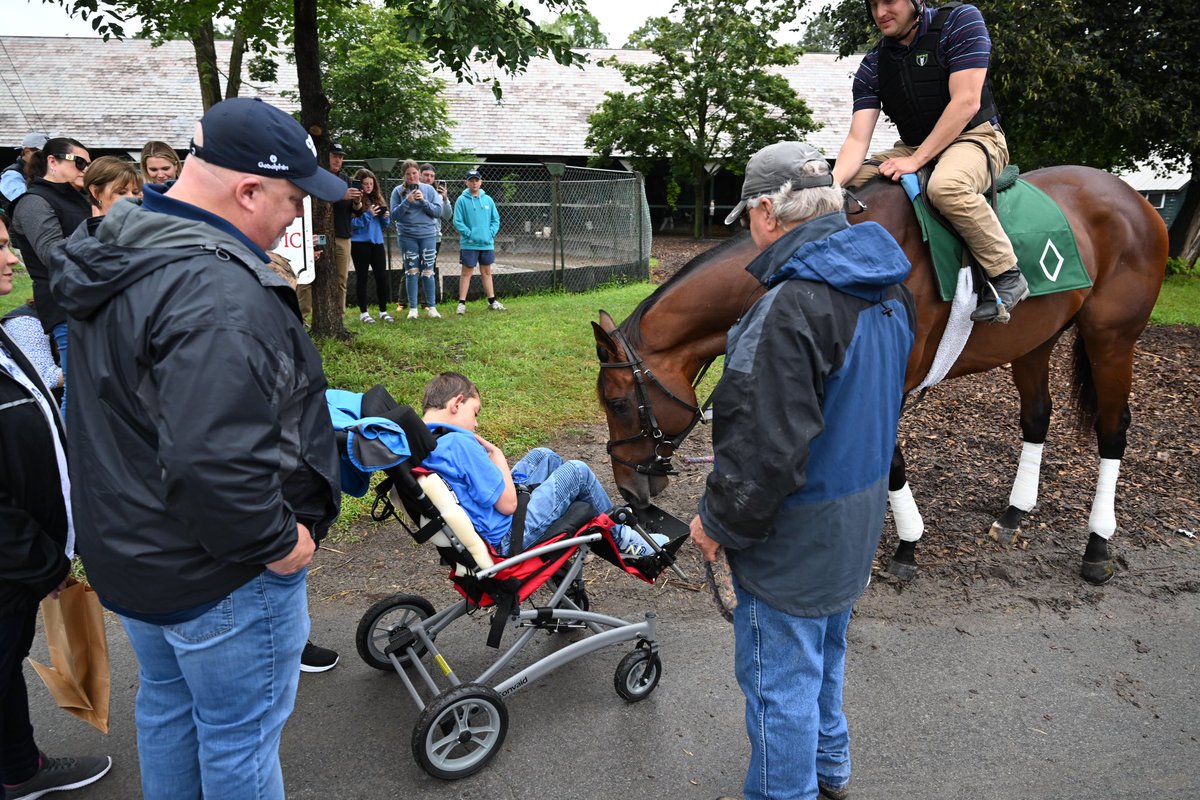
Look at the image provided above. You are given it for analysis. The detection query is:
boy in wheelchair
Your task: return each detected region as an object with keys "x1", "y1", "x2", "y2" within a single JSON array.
[{"x1": 420, "y1": 372, "x2": 667, "y2": 558}]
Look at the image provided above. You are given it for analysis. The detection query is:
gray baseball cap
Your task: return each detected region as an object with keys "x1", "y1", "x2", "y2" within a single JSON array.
[
  {"x1": 20, "y1": 132, "x2": 50, "y2": 150},
  {"x1": 724, "y1": 141, "x2": 833, "y2": 225}
]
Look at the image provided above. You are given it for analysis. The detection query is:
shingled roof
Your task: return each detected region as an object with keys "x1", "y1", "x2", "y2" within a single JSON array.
[
  {"x1": 440, "y1": 48, "x2": 899, "y2": 158},
  {"x1": 0, "y1": 37, "x2": 895, "y2": 159},
  {"x1": 0, "y1": 36, "x2": 298, "y2": 152}
]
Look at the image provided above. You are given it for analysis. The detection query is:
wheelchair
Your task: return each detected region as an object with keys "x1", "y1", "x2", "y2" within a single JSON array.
[{"x1": 333, "y1": 386, "x2": 689, "y2": 779}]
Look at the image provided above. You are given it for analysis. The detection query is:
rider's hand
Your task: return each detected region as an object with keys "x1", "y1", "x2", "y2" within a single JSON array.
[{"x1": 878, "y1": 155, "x2": 924, "y2": 181}]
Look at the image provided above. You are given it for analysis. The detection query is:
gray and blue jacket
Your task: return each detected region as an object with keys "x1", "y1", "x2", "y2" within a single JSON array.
[{"x1": 698, "y1": 212, "x2": 915, "y2": 618}]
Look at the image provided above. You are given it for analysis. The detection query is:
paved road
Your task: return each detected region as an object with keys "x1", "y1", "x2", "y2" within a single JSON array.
[{"x1": 25, "y1": 584, "x2": 1200, "y2": 799}]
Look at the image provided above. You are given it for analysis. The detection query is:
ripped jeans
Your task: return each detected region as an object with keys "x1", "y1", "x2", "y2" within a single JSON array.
[{"x1": 399, "y1": 233, "x2": 438, "y2": 309}]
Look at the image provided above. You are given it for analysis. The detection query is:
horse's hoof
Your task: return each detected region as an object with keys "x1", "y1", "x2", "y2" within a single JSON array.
[
  {"x1": 1080, "y1": 558, "x2": 1115, "y2": 585},
  {"x1": 887, "y1": 559, "x2": 918, "y2": 582},
  {"x1": 987, "y1": 521, "x2": 1022, "y2": 544}
]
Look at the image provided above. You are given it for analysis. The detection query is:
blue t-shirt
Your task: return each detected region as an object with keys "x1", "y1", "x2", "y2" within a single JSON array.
[
  {"x1": 421, "y1": 423, "x2": 512, "y2": 547},
  {"x1": 852, "y1": 3, "x2": 993, "y2": 114}
]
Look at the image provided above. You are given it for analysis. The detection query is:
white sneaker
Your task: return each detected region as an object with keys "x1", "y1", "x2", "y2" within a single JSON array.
[
  {"x1": 379, "y1": 311, "x2": 395, "y2": 323},
  {"x1": 614, "y1": 527, "x2": 669, "y2": 558},
  {"x1": 360, "y1": 311, "x2": 376, "y2": 324},
  {"x1": 406, "y1": 308, "x2": 419, "y2": 320},
  {"x1": 426, "y1": 306, "x2": 441, "y2": 318},
  {"x1": 488, "y1": 300, "x2": 506, "y2": 311},
  {"x1": 456, "y1": 302, "x2": 467, "y2": 315}
]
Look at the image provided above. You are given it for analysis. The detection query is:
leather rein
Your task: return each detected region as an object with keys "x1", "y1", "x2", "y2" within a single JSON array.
[{"x1": 599, "y1": 328, "x2": 713, "y2": 477}]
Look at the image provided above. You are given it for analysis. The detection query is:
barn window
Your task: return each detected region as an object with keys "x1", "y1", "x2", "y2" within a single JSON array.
[{"x1": 1144, "y1": 192, "x2": 1166, "y2": 208}]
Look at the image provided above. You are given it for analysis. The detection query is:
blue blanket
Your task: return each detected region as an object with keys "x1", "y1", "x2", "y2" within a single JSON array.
[{"x1": 326, "y1": 389, "x2": 412, "y2": 497}]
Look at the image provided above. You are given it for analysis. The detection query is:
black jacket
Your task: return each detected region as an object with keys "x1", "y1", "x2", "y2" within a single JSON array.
[
  {"x1": 50, "y1": 194, "x2": 341, "y2": 616},
  {"x1": 0, "y1": 325, "x2": 70, "y2": 617},
  {"x1": 10, "y1": 177, "x2": 92, "y2": 332}
]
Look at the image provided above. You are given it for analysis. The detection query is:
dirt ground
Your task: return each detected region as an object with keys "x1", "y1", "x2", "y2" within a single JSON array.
[{"x1": 310, "y1": 236, "x2": 1200, "y2": 631}]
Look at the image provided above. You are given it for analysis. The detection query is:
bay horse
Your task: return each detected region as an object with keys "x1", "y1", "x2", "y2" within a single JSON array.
[{"x1": 593, "y1": 167, "x2": 1168, "y2": 584}]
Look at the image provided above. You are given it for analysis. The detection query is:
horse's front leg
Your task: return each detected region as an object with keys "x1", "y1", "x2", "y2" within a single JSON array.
[
  {"x1": 990, "y1": 341, "x2": 1058, "y2": 543},
  {"x1": 887, "y1": 443, "x2": 923, "y2": 581}
]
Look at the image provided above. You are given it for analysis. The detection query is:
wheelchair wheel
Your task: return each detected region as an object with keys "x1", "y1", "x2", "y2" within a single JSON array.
[
  {"x1": 355, "y1": 593, "x2": 436, "y2": 671},
  {"x1": 412, "y1": 683, "x2": 509, "y2": 780},
  {"x1": 614, "y1": 648, "x2": 661, "y2": 702}
]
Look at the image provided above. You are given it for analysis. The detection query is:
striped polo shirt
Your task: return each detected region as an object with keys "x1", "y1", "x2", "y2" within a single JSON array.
[{"x1": 852, "y1": 3, "x2": 993, "y2": 114}]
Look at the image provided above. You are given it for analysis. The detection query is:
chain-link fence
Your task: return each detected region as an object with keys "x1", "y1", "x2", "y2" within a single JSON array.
[{"x1": 343, "y1": 160, "x2": 651, "y2": 307}]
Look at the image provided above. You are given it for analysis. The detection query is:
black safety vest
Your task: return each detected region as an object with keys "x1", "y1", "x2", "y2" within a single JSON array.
[{"x1": 876, "y1": 2, "x2": 999, "y2": 147}]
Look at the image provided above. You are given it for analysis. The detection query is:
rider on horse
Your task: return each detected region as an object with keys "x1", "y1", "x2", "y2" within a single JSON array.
[{"x1": 832, "y1": 0, "x2": 1029, "y2": 323}]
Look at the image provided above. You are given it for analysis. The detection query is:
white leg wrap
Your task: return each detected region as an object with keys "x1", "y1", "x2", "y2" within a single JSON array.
[
  {"x1": 1087, "y1": 458, "x2": 1121, "y2": 540},
  {"x1": 889, "y1": 483, "x2": 925, "y2": 543},
  {"x1": 1007, "y1": 441, "x2": 1044, "y2": 512}
]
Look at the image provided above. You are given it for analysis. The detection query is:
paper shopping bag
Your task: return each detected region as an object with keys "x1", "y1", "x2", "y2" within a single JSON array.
[{"x1": 28, "y1": 578, "x2": 111, "y2": 734}]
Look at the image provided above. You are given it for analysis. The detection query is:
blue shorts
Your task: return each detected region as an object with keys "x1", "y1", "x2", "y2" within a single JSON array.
[{"x1": 460, "y1": 249, "x2": 495, "y2": 268}]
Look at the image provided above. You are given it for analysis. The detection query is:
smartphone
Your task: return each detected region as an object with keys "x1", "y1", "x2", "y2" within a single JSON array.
[
  {"x1": 350, "y1": 180, "x2": 362, "y2": 190},
  {"x1": 437, "y1": 180, "x2": 447, "y2": 190},
  {"x1": 314, "y1": 234, "x2": 327, "y2": 246}
]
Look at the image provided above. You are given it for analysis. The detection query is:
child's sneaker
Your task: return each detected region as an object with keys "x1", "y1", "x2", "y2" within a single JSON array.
[
  {"x1": 426, "y1": 306, "x2": 442, "y2": 318},
  {"x1": 456, "y1": 302, "x2": 467, "y2": 315},
  {"x1": 4, "y1": 753, "x2": 113, "y2": 799},
  {"x1": 379, "y1": 311, "x2": 394, "y2": 323},
  {"x1": 488, "y1": 300, "x2": 506, "y2": 311},
  {"x1": 360, "y1": 311, "x2": 376, "y2": 324},
  {"x1": 613, "y1": 526, "x2": 669, "y2": 557},
  {"x1": 406, "y1": 308, "x2": 419, "y2": 320}
]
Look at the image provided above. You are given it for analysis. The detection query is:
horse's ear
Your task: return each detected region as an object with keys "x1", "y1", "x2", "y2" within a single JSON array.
[
  {"x1": 592, "y1": 318, "x2": 619, "y2": 363},
  {"x1": 597, "y1": 310, "x2": 617, "y2": 333}
]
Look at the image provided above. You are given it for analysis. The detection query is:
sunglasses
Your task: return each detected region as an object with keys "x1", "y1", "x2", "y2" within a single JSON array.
[{"x1": 55, "y1": 153, "x2": 90, "y2": 171}]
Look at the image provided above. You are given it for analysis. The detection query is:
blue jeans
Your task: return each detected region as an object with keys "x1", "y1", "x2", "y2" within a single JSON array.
[
  {"x1": 500, "y1": 448, "x2": 615, "y2": 554},
  {"x1": 399, "y1": 234, "x2": 437, "y2": 308},
  {"x1": 117, "y1": 570, "x2": 310, "y2": 800},
  {"x1": 734, "y1": 584, "x2": 852, "y2": 800},
  {"x1": 51, "y1": 322, "x2": 67, "y2": 420}
]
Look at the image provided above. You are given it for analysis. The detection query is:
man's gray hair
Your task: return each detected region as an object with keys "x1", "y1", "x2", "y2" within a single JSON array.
[{"x1": 747, "y1": 159, "x2": 843, "y2": 226}]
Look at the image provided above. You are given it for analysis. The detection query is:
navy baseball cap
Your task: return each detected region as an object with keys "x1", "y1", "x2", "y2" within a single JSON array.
[
  {"x1": 465, "y1": 169, "x2": 482, "y2": 180},
  {"x1": 725, "y1": 141, "x2": 833, "y2": 225},
  {"x1": 188, "y1": 98, "x2": 347, "y2": 202}
]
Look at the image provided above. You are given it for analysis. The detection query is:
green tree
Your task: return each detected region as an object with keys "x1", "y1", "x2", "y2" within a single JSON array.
[
  {"x1": 319, "y1": 4, "x2": 453, "y2": 159},
  {"x1": 542, "y1": 9, "x2": 609, "y2": 48},
  {"x1": 587, "y1": 0, "x2": 816, "y2": 238},
  {"x1": 798, "y1": 5, "x2": 843, "y2": 52}
]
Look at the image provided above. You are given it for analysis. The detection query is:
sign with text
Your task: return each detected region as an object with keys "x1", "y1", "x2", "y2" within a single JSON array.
[{"x1": 272, "y1": 196, "x2": 315, "y2": 285}]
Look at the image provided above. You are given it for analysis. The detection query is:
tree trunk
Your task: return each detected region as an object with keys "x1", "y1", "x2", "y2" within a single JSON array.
[
  {"x1": 191, "y1": 19, "x2": 222, "y2": 112},
  {"x1": 225, "y1": 23, "x2": 247, "y2": 100},
  {"x1": 692, "y1": 165, "x2": 706, "y2": 239},
  {"x1": 294, "y1": 0, "x2": 347, "y2": 340},
  {"x1": 1179, "y1": 156, "x2": 1200, "y2": 266}
]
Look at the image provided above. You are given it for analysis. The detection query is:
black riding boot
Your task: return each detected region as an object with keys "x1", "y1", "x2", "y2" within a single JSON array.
[{"x1": 970, "y1": 266, "x2": 1030, "y2": 324}]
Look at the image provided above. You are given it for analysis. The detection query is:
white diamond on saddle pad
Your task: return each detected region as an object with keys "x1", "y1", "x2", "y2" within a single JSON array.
[{"x1": 1040, "y1": 238, "x2": 1065, "y2": 282}]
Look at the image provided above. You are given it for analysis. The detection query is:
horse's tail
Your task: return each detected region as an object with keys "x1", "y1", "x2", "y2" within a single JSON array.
[{"x1": 1069, "y1": 332, "x2": 1099, "y2": 434}]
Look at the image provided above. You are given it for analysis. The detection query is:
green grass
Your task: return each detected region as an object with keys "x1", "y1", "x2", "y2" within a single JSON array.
[{"x1": 1150, "y1": 273, "x2": 1200, "y2": 325}]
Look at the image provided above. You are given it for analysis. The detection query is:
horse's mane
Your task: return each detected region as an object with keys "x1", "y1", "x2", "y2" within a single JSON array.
[{"x1": 619, "y1": 231, "x2": 753, "y2": 348}]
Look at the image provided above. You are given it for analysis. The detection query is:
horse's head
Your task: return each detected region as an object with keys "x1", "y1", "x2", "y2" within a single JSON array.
[{"x1": 593, "y1": 310, "x2": 703, "y2": 509}]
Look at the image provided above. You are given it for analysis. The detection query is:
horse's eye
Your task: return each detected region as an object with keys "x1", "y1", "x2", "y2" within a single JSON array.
[{"x1": 607, "y1": 398, "x2": 629, "y2": 415}]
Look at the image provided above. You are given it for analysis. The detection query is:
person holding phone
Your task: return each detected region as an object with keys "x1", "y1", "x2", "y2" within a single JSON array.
[
  {"x1": 389, "y1": 159, "x2": 442, "y2": 319},
  {"x1": 420, "y1": 162, "x2": 452, "y2": 306},
  {"x1": 349, "y1": 169, "x2": 392, "y2": 323}
]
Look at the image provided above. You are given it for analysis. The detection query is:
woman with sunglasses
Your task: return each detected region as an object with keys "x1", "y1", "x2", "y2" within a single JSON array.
[{"x1": 9, "y1": 137, "x2": 91, "y2": 418}]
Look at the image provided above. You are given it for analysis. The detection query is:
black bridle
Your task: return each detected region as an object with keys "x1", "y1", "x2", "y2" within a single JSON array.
[{"x1": 599, "y1": 328, "x2": 713, "y2": 477}]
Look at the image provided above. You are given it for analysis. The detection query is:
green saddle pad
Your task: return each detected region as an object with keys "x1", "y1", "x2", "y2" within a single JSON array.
[{"x1": 912, "y1": 178, "x2": 1092, "y2": 302}]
